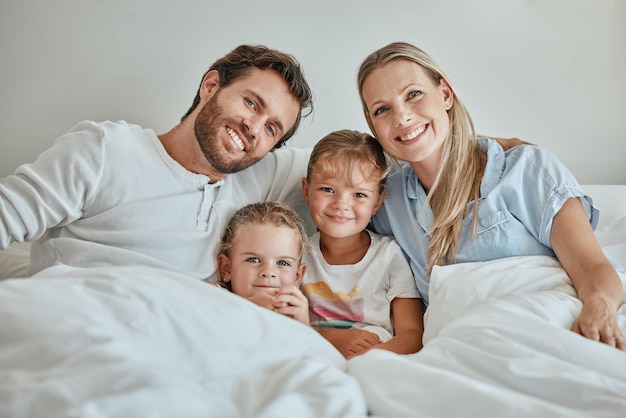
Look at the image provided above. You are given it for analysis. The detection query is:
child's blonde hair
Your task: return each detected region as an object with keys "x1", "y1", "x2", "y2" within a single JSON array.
[
  {"x1": 306, "y1": 129, "x2": 389, "y2": 192},
  {"x1": 217, "y1": 201, "x2": 307, "y2": 290}
]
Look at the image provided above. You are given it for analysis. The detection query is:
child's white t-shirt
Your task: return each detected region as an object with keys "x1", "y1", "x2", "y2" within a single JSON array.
[{"x1": 301, "y1": 230, "x2": 420, "y2": 342}]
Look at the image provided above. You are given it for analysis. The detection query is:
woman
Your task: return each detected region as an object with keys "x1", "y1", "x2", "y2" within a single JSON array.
[{"x1": 357, "y1": 41, "x2": 624, "y2": 349}]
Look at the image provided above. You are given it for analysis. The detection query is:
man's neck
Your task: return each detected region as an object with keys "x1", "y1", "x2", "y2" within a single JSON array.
[{"x1": 158, "y1": 124, "x2": 224, "y2": 182}]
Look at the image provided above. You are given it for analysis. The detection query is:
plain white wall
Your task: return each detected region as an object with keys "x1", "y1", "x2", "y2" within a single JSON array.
[{"x1": 1, "y1": 0, "x2": 624, "y2": 183}]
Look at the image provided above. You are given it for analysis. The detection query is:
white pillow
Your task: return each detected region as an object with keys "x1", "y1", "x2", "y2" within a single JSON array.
[{"x1": 595, "y1": 215, "x2": 626, "y2": 269}]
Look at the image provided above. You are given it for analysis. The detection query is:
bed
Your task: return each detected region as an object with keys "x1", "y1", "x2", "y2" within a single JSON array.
[{"x1": 1, "y1": 185, "x2": 625, "y2": 417}]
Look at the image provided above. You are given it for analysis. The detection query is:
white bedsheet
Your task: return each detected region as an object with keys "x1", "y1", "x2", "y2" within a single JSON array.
[
  {"x1": 0, "y1": 265, "x2": 367, "y2": 418},
  {"x1": 349, "y1": 255, "x2": 626, "y2": 418}
]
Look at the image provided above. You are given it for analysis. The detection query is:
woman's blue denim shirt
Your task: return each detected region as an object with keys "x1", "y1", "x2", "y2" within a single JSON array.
[{"x1": 371, "y1": 138, "x2": 607, "y2": 305}]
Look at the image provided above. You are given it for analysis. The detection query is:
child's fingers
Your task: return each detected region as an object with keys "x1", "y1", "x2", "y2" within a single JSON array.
[
  {"x1": 273, "y1": 294, "x2": 299, "y2": 308},
  {"x1": 274, "y1": 286, "x2": 300, "y2": 300},
  {"x1": 273, "y1": 289, "x2": 307, "y2": 308}
]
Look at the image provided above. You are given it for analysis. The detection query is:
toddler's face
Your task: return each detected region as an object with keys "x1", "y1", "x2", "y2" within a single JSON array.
[{"x1": 218, "y1": 223, "x2": 304, "y2": 298}]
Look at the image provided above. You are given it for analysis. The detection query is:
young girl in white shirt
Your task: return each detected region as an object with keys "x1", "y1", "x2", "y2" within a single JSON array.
[{"x1": 301, "y1": 129, "x2": 423, "y2": 358}]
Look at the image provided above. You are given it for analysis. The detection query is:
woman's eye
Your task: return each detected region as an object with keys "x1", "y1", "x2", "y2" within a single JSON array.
[
  {"x1": 408, "y1": 90, "x2": 422, "y2": 99},
  {"x1": 373, "y1": 106, "x2": 388, "y2": 116}
]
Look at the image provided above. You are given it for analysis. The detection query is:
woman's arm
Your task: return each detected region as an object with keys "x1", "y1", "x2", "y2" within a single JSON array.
[
  {"x1": 550, "y1": 197, "x2": 624, "y2": 350},
  {"x1": 365, "y1": 298, "x2": 424, "y2": 356}
]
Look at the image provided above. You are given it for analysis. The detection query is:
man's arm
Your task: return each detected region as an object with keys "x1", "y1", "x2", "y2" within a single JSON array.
[{"x1": 0, "y1": 121, "x2": 104, "y2": 249}]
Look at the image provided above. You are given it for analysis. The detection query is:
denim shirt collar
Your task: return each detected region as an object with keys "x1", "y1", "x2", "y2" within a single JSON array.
[
  {"x1": 404, "y1": 164, "x2": 434, "y2": 233},
  {"x1": 406, "y1": 163, "x2": 424, "y2": 201},
  {"x1": 479, "y1": 137, "x2": 507, "y2": 197},
  {"x1": 405, "y1": 137, "x2": 506, "y2": 200}
]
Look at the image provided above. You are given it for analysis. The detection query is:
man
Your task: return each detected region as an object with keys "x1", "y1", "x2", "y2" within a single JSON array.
[{"x1": 0, "y1": 44, "x2": 313, "y2": 280}]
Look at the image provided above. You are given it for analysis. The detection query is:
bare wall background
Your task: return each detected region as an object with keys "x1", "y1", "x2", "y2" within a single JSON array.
[{"x1": 1, "y1": 0, "x2": 624, "y2": 183}]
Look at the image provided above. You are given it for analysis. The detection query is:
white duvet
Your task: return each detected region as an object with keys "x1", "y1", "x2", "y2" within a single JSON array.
[
  {"x1": 0, "y1": 265, "x2": 366, "y2": 418},
  {"x1": 349, "y1": 255, "x2": 626, "y2": 418},
  {"x1": 5, "y1": 258, "x2": 624, "y2": 418}
]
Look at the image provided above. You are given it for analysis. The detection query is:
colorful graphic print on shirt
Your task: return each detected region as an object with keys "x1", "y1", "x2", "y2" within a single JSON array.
[{"x1": 302, "y1": 281, "x2": 364, "y2": 328}]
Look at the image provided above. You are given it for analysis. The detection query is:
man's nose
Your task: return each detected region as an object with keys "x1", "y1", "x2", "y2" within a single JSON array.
[{"x1": 244, "y1": 114, "x2": 265, "y2": 139}]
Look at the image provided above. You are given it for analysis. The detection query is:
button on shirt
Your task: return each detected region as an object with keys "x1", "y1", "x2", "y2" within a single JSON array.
[{"x1": 371, "y1": 138, "x2": 599, "y2": 305}]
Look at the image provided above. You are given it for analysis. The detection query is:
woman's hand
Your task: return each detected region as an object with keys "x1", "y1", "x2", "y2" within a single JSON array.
[{"x1": 571, "y1": 292, "x2": 624, "y2": 350}]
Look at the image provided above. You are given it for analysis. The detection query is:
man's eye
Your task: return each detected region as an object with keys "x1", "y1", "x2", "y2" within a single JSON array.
[
  {"x1": 245, "y1": 98, "x2": 256, "y2": 110},
  {"x1": 266, "y1": 124, "x2": 275, "y2": 136},
  {"x1": 408, "y1": 90, "x2": 422, "y2": 99}
]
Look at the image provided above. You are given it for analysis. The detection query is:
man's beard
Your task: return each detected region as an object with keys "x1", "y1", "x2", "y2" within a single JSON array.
[{"x1": 194, "y1": 91, "x2": 261, "y2": 175}]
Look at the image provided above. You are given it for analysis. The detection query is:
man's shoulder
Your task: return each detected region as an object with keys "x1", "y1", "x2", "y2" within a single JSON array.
[
  {"x1": 59, "y1": 120, "x2": 148, "y2": 144},
  {"x1": 66, "y1": 119, "x2": 142, "y2": 132},
  {"x1": 236, "y1": 146, "x2": 312, "y2": 178},
  {"x1": 272, "y1": 146, "x2": 312, "y2": 165}
]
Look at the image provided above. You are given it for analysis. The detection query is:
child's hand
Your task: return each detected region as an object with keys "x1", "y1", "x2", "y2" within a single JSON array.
[
  {"x1": 246, "y1": 289, "x2": 279, "y2": 310},
  {"x1": 319, "y1": 328, "x2": 381, "y2": 359},
  {"x1": 272, "y1": 285, "x2": 311, "y2": 326}
]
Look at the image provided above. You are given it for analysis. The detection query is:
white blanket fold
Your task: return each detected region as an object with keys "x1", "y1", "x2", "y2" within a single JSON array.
[{"x1": 0, "y1": 265, "x2": 367, "y2": 418}]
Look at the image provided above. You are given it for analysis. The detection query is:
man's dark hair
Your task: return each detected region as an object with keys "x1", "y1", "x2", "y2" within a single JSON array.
[{"x1": 181, "y1": 44, "x2": 313, "y2": 148}]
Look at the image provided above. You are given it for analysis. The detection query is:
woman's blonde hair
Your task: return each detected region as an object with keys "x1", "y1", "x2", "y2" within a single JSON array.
[
  {"x1": 307, "y1": 129, "x2": 389, "y2": 193},
  {"x1": 357, "y1": 42, "x2": 486, "y2": 274},
  {"x1": 217, "y1": 201, "x2": 307, "y2": 289}
]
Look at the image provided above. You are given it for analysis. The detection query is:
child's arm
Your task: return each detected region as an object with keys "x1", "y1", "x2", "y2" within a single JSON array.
[
  {"x1": 359, "y1": 297, "x2": 424, "y2": 357},
  {"x1": 319, "y1": 328, "x2": 381, "y2": 358},
  {"x1": 318, "y1": 298, "x2": 424, "y2": 359},
  {"x1": 272, "y1": 285, "x2": 311, "y2": 327}
]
